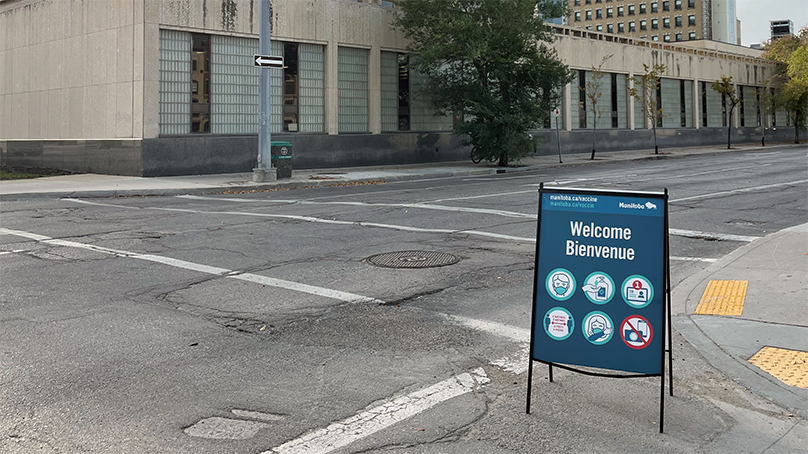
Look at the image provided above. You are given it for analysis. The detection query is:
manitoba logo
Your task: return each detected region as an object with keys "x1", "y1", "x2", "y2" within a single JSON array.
[{"x1": 618, "y1": 201, "x2": 658, "y2": 210}]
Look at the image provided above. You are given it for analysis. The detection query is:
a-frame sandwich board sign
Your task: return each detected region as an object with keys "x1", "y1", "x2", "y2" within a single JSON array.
[{"x1": 527, "y1": 185, "x2": 673, "y2": 433}]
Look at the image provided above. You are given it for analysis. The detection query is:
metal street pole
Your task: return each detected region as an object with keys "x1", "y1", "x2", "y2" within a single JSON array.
[
  {"x1": 254, "y1": 0, "x2": 276, "y2": 182},
  {"x1": 555, "y1": 108, "x2": 562, "y2": 163}
]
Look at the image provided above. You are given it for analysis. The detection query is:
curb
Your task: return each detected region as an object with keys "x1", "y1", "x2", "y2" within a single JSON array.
[{"x1": 671, "y1": 225, "x2": 808, "y2": 418}]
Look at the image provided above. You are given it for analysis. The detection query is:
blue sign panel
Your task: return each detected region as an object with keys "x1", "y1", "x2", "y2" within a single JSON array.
[{"x1": 531, "y1": 188, "x2": 667, "y2": 374}]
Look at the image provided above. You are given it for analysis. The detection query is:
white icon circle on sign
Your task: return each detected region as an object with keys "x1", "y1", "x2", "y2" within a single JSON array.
[
  {"x1": 546, "y1": 268, "x2": 576, "y2": 301},
  {"x1": 582, "y1": 272, "x2": 615, "y2": 304},
  {"x1": 621, "y1": 275, "x2": 654, "y2": 308},
  {"x1": 621, "y1": 315, "x2": 654, "y2": 349}
]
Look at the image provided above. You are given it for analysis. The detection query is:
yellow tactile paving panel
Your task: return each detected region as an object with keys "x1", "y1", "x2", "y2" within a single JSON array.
[
  {"x1": 695, "y1": 280, "x2": 748, "y2": 316},
  {"x1": 748, "y1": 347, "x2": 808, "y2": 389}
]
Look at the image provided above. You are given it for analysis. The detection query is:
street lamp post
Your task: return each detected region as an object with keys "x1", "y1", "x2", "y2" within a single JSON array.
[{"x1": 253, "y1": 0, "x2": 277, "y2": 182}]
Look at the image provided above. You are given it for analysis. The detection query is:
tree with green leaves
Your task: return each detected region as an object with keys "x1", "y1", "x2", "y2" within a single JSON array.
[
  {"x1": 629, "y1": 63, "x2": 666, "y2": 154},
  {"x1": 584, "y1": 55, "x2": 612, "y2": 160},
  {"x1": 394, "y1": 0, "x2": 573, "y2": 166},
  {"x1": 764, "y1": 27, "x2": 808, "y2": 144},
  {"x1": 711, "y1": 76, "x2": 743, "y2": 149}
]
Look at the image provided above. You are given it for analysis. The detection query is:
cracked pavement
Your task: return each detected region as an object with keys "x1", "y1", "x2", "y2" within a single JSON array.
[{"x1": 1, "y1": 146, "x2": 807, "y2": 453}]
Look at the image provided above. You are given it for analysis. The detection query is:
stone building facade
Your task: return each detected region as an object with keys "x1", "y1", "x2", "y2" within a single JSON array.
[{"x1": 0, "y1": 0, "x2": 798, "y2": 176}]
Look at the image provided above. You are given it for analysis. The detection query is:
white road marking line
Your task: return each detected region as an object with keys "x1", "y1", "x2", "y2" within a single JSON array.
[
  {"x1": 491, "y1": 346, "x2": 530, "y2": 375},
  {"x1": 445, "y1": 315, "x2": 530, "y2": 343},
  {"x1": 425, "y1": 190, "x2": 535, "y2": 203},
  {"x1": 0, "y1": 228, "x2": 381, "y2": 304},
  {"x1": 263, "y1": 368, "x2": 489, "y2": 454},
  {"x1": 670, "y1": 179, "x2": 808, "y2": 203},
  {"x1": 230, "y1": 273, "x2": 380, "y2": 304},
  {"x1": 669, "y1": 228, "x2": 759, "y2": 242},
  {"x1": 64, "y1": 199, "x2": 536, "y2": 243},
  {"x1": 670, "y1": 256, "x2": 718, "y2": 263},
  {"x1": 178, "y1": 195, "x2": 537, "y2": 219}
]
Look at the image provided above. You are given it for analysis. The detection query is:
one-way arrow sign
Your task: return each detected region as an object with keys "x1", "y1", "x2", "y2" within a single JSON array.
[{"x1": 254, "y1": 55, "x2": 284, "y2": 68}]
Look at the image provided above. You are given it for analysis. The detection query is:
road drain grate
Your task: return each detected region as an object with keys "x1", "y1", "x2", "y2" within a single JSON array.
[{"x1": 365, "y1": 251, "x2": 460, "y2": 269}]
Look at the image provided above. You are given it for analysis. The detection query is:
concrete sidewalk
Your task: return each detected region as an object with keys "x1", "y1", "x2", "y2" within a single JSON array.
[
  {"x1": 2, "y1": 142, "x2": 807, "y2": 418},
  {"x1": 673, "y1": 223, "x2": 808, "y2": 418},
  {"x1": 1, "y1": 142, "x2": 791, "y2": 199}
]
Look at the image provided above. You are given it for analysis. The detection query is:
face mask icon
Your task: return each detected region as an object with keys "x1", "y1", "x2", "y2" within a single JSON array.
[{"x1": 547, "y1": 269, "x2": 575, "y2": 300}]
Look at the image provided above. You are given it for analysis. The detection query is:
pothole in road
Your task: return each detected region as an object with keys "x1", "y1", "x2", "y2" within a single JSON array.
[
  {"x1": 184, "y1": 409, "x2": 285, "y2": 440},
  {"x1": 726, "y1": 219, "x2": 763, "y2": 226},
  {"x1": 364, "y1": 251, "x2": 460, "y2": 269}
]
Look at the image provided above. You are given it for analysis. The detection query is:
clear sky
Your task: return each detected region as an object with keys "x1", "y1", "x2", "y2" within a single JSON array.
[{"x1": 737, "y1": 0, "x2": 808, "y2": 46}]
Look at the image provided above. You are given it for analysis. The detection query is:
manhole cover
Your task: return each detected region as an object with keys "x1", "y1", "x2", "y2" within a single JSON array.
[{"x1": 365, "y1": 251, "x2": 460, "y2": 269}]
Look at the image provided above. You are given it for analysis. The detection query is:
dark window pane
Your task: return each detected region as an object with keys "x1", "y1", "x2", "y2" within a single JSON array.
[{"x1": 191, "y1": 34, "x2": 210, "y2": 133}]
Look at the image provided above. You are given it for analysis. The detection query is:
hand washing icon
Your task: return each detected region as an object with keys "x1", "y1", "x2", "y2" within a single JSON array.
[{"x1": 582, "y1": 272, "x2": 614, "y2": 304}]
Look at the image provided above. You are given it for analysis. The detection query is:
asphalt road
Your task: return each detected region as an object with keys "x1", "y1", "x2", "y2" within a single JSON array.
[{"x1": 1, "y1": 146, "x2": 806, "y2": 453}]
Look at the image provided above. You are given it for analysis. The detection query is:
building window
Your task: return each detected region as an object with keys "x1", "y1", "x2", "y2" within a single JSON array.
[
  {"x1": 739, "y1": 86, "x2": 745, "y2": 127},
  {"x1": 640, "y1": 20, "x2": 647, "y2": 30},
  {"x1": 640, "y1": 3, "x2": 646, "y2": 14},
  {"x1": 381, "y1": 52, "x2": 404, "y2": 131},
  {"x1": 721, "y1": 93, "x2": 727, "y2": 127},
  {"x1": 586, "y1": 25, "x2": 592, "y2": 30},
  {"x1": 579, "y1": 70, "x2": 587, "y2": 128},
  {"x1": 575, "y1": 11, "x2": 581, "y2": 21},
  {"x1": 674, "y1": 0, "x2": 682, "y2": 9},
  {"x1": 191, "y1": 34, "x2": 211, "y2": 133},
  {"x1": 281, "y1": 43, "x2": 300, "y2": 132},
  {"x1": 607, "y1": 23, "x2": 614, "y2": 32},
  {"x1": 663, "y1": 33, "x2": 671, "y2": 42},
  {"x1": 680, "y1": 80, "x2": 687, "y2": 127},
  {"x1": 689, "y1": 30, "x2": 696, "y2": 40},
  {"x1": 651, "y1": 1, "x2": 658, "y2": 12},
  {"x1": 617, "y1": 6, "x2": 623, "y2": 16},
  {"x1": 574, "y1": 0, "x2": 580, "y2": 5},
  {"x1": 701, "y1": 82, "x2": 708, "y2": 127},
  {"x1": 596, "y1": 0, "x2": 602, "y2": 3},
  {"x1": 652, "y1": 35, "x2": 659, "y2": 41},
  {"x1": 210, "y1": 35, "x2": 260, "y2": 135},
  {"x1": 611, "y1": 73, "x2": 619, "y2": 128},
  {"x1": 338, "y1": 47, "x2": 369, "y2": 133},
  {"x1": 688, "y1": 14, "x2": 696, "y2": 26},
  {"x1": 675, "y1": 32, "x2": 682, "y2": 41},
  {"x1": 586, "y1": 10, "x2": 592, "y2": 20},
  {"x1": 656, "y1": 80, "x2": 663, "y2": 127},
  {"x1": 675, "y1": 16, "x2": 682, "y2": 27},
  {"x1": 628, "y1": 5, "x2": 635, "y2": 15},
  {"x1": 596, "y1": 24, "x2": 603, "y2": 31},
  {"x1": 597, "y1": 8, "x2": 602, "y2": 19},
  {"x1": 688, "y1": 0, "x2": 694, "y2": 7},
  {"x1": 586, "y1": 0, "x2": 591, "y2": 4},
  {"x1": 652, "y1": 18, "x2": 658, "y2": 29},
  {"x1": 618, "y1": 22, "x2": 625, "y2": 32},
  {"x1": 663, "y1": 0, "x2": 669, "y2": 11},
  {"x1": 629, "y1": 21, "x2": 635, "y2": 32},
  {"x1": 663, "y1": 17, "x2": 670, "y2": 28},
  {"x1": 607, "y1": 7, "x2": 613, "y2": 17},
  {"x1": 159, "y1": 30, "x2": 192, "y2": 135}
]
